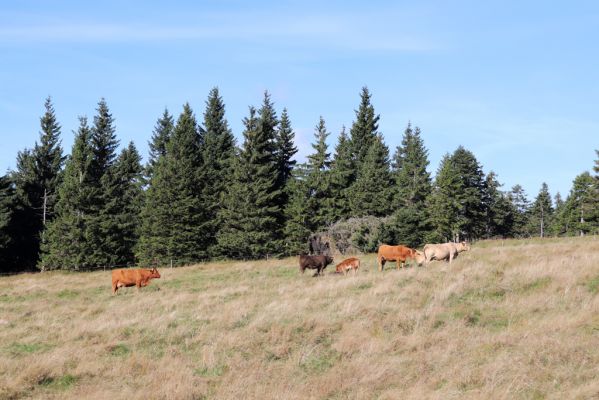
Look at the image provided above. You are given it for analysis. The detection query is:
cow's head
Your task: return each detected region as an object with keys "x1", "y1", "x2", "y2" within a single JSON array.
[
  {"x1": 325, "y1": 255, "x2": 334, "y2": 265},
  {"x1": 149, "y1": 268, "x2": 161, "y2": 279},
  {"x1": 414, "y1": 250, "x2": 425, "y2": 266},
  {"x1": 456, "y1": 241, "x2": 470, "y2": 252}
]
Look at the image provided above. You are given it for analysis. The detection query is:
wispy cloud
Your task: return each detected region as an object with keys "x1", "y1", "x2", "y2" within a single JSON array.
[{"x1": 0, "y1": 12, "x2": 441, "y2": 52}]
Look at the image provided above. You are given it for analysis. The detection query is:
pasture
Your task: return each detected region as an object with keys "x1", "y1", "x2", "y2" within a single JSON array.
[{"x1": 1, "y1": 237, "x2": 598, "y2": 399}]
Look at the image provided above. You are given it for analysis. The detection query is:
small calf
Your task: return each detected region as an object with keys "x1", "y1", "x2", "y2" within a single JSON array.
[{"x1": 335, "y1": 257, "x2": 360, "y2": 275}]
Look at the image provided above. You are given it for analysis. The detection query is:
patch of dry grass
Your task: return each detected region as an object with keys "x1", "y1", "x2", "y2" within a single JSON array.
[{"x1": 1, "y1": 237, "x2": 598, "y2": 399}]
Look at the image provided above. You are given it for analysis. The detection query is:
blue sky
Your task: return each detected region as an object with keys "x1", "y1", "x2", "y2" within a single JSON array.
[{"x1": 1, "y1": 0, "x2": 598, "y2": 199}]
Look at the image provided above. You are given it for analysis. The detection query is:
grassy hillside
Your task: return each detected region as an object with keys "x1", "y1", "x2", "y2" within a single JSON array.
[{"x1": 1, "y1": 237, "x2": 598, "y2": 399}]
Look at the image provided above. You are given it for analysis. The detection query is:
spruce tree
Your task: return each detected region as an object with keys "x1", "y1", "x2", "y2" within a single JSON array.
[
  {"x1": 275, "y1": 108, "x2": 298, "y2": 194},
  {"x1": 349, "y1": 87, "x2": 380, "y2": 170},
  {"x1": 0, "y1": 175, "x2": 20, "y2": 272},
  {"x1": 305, "y1": 117, "x2": 335, "y2": 230},
  {"x1": 549, "y1": 192, "x2": 566, "y2": 236},
  {"x1": 563, "y1": 172, "x2": 596, "y2": 236},
  {"x1": 41, "y1": 117, "x2": 95, "y2": 270},
  {"x1": 12, "y1": 97, "x2": 66, "y2": 269},
  {"x1": 483, "y1": 171, "x2": 515, "y2": 238},
  {"x1": 387, "y1": 123, "x2": 432, "y2": 246},
  {"x1": 349, "y1": 134, "x2": 393, "y2": 217},
  {"x1": 137, "y1": 103, "x2": 206, "y2": 265},
  {"x1": 508, "y1": 185, "x2": 530, "y2": 237},
  {"x1": 392, "y1": 123, "x2": 432, "y2": 207},
  {"x1": 283, "y1": 164, "x2": 312, "y2": 254},
  {"x1": 449, "y1": 146, "x2": 487, "y2": 240},
  {"x1": 527, "y1": 182, "x2": 554, "y2": 237},
  {"x1": 99, "y1": 142, "x2": 143, "y2": 267},
  {"x1": 329, "y1": 126, "x2": 353, "y2": 222},
  {"x1": 85, "y1": 99, "x2": 121, "y2": 267},
  {"x1": 147, "y1": 108, "x2": 174, "y2": 177},
  {"x1": 217, "y1": 106, "x2": 282, "y2": 259},
  {"x1": 201, "y1": 88, "x2": 236, "y2": 256},
  {"x1": 426, "y1": 154, "x2": 460, "y2": 242}
]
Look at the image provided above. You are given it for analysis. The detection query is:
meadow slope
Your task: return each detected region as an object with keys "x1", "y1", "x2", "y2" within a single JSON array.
[{"x1": 1, "y1": 237, "x2": 598, "y2": 400}]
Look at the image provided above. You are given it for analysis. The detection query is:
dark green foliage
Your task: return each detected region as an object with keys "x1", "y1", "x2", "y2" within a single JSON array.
[
  {"x1": 11, "y1": 97, "x2": 66, "y2": 270},
  {"x1": 427, "y1": 147, "x2": 487, "y2": 242},
  {"x1": 89, "y1": 98, "x2": 119, "y2": 185},
  {"x1": 349, "y1": 135, "x2": 393, "y2": 217},
  {"x1": 0, "y1": 175, "x2": 20, "y2": 272},
  {"x1": 98, "y1": 142, "x2": 143, "y2": 266},
  {"x1": 275, "y1": 108, "x2": 298, "y2": 195},
  {"x1": 328, "y1": 127, "x2": 353, "y2": 222},
  {"x1": 349, "y1": 87, "x2": 380, "y2": 170},
  {"x1": 217, "y1": 105, "x2": 282, "y2": 259},
  {"x1": 386, "y1": 123, "x2": 432, "y2": 247},
  {"x1": 426, "y1": 154, "x2": 460, "y2": 242},
  {"x1": 483, "y1": 172, "x2": 515, "y2": 238},
  {"x1": 305, "y1": 117, "x2": 336, "y2": 230},
  {"x1": 147, "y1": 108, "x2": 174, "y2": 177},
  {"x1": 392, "y1": 123, "x2": 432, "y2": 207},
  {"x1": 201, "y1": 88, "x2": 236, "y2": 256},
  {"x1": 283, "y1": 165, "x2": 312, "y2": 255},
  {"x1": 507, "y1": 185, "x2": 530, "y2": 237},
  {"x1": 137, "y1": 103, "x2": 207, "y2": 265},
  {"x1": 562, "y1": 172, "x2": 597, "y2": 236},
  {"x1": 527, "y1": 183, "x2": 554, "y2": 237},
  {"x1": 41, "y1": 117, "x2": 95, "y2": 270}
]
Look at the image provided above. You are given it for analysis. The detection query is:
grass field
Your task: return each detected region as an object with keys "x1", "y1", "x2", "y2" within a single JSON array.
[{"x1": 1, "y1": 237, "x2": 598, "y2": 399}]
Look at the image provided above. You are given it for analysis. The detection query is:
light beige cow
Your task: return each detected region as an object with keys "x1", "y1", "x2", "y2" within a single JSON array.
[{"x1": 423, "y1": 241, "x2": 470, "y2": 264}]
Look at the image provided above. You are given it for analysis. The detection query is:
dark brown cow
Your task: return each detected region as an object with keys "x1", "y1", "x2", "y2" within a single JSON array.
[
  {"x1": 112, "y1": 268, "x2": 161, "y2": 294},
  {"x1": 335, "y1": 257, "x2": 360, "y2": 275},
  {"x1": 299, "y1": 254, "x2": 334, "y2": 276},
  {"x1": 377, "y1": 245, "x2": 425, "y2": 271}
]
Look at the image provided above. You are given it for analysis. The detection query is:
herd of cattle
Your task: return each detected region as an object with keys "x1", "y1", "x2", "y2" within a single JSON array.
[{"x1": 111, "y1": 242, "x2": 470, "y2": 293}]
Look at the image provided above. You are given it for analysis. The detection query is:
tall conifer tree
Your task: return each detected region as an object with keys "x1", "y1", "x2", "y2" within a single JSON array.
[
  {"x1": 349, "y1": 134, "x2": 393, "y2": 217},
  {"x1": 305, "y1": 117, "x2": 335, "y2": 230},
  {"x1": 137, "y1": 103, "x2": 206, "y2": 265},
  {"x1": 528, "y1": 183, "x2": 553, "y2": 237},
  {"x1": 387, "y1": 123, "x2": 432, "y2": 246},
  {"x1": 147, "y1": 108, "x2": 174, "y2": 177},
  {"x1": 508, "y1": 185, "x2": 530, "y2": 237},
  {"x1": 217, "y1": 106, "x2": 282, "y2": 258},
  {"x1": 329, "y1": 127, "x2": 353, "y2": 222},
  {"x1": 12, "y1": 97, "x2": 65, "y2": 268},
  {"x1": 201, "y1": 88, "x2": 236, "y2": 256},
  {"x1": 41, "y1": 117, "x2": 94, "y2": 270},
  {"x1": 349, "y1": 87, "x2": 379, "y2": 170}
]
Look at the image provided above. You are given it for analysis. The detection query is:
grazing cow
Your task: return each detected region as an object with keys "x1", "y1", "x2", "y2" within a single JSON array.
[
  {"x1": 377, "y1": 245, "x2": 425, "y2": 271},
  {"x1": 112, "y1": 268, "x2": 161, "y2": 294},
  {"x1": 335, "y1": 257, "x2": 360, "y2": 275},
  {"x1": 423, "y1": 241, "x2": 470, "y2": 264},
  {"x1": 299, "y1": 254, "x2": 334, "y2": 276}
]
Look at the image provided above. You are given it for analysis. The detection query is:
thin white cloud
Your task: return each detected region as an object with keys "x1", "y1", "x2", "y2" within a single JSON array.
[{"x1": 0, "y1": 13, "x2": 440, "y2": 52}]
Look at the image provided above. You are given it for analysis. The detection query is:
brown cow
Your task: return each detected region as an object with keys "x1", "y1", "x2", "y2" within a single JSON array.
[
  {"x1": 377, "y1": 245, "x2": 425, "y2": 271},
  {"x1": 112, "y1": 268, "x2": 161, "y2": 294},
  {"x1": 299, "y1": 254, "x2": 334, "y2": 276},
  {"x1": 423, "y1": 241, "x2": 470, "y2": 264},
  {"x1": 335, "y1": 257, "x2": 360, "y2": 275}
]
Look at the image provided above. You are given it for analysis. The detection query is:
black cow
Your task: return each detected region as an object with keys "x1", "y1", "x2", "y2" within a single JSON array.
[{"x1": 299, "y1": 254, "x2": 334, "y2": 276}]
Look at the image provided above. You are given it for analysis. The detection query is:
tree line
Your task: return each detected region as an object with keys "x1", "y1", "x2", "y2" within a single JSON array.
[{"x1": 1, "y1": 88, "x2": 598, "y2": 272}]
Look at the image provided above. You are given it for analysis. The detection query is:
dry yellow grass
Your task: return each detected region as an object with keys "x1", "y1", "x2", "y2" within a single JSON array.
[{"x1": 1, "y1": 237, "x2": 599, "y2": 399}]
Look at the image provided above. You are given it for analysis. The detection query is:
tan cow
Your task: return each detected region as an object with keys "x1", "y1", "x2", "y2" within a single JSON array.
[
  {"x1": 423, "y1": 241, "x2": 470, "y2": 264},
  {"x1": 335, "y1": 257, "x2": 360, "y2": 275},
  {"x1": 377, "y1": 245, "x2": 425, "y2": 271},
  {"x1": 112, "y1": 268, "x2": 161, "y2": 294}
]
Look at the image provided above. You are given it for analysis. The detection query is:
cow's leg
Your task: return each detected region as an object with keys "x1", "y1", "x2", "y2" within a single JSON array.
[
  {"x1": 396, "y1": 259, "x2": 402, "y2": 270},
  {"x1": 112, "y1": 281, "x2": 118, "y2": 295},
  {"x1": 378, "y1": 257, "x2": 385, "y2": 272}
]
